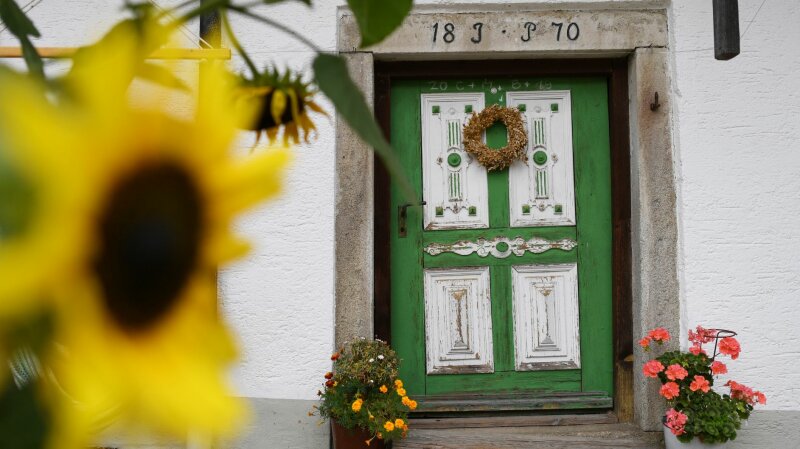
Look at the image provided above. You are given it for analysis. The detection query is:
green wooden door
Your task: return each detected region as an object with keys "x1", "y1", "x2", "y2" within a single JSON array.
[{"x1": 389, "y1": 77, "x2": 613, "y2": 408}]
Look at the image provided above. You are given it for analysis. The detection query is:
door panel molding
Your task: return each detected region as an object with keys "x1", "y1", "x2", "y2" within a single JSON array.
[{"x1": 511, "y1": 263, "x2": 581, "y2": 371}]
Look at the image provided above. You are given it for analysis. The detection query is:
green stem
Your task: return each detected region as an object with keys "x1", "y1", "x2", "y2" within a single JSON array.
[{"x1": 220, "y1": 10, "x2": 259, "y2": 79}]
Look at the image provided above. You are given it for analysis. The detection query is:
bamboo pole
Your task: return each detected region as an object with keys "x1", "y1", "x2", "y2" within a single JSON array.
[{"x1": 0, "y1": 47, "x2": 231, "y2": 60}]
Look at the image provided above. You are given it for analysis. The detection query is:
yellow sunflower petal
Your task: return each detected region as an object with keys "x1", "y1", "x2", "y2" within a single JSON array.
[{"x1": 270, "y1": 89, "x2": 287, "y2": 126}]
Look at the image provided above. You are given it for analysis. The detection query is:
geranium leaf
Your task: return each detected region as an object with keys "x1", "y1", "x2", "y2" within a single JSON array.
[
  {"x1": 313, "y1": 53, "x2": 415, "y2": 201},
  {"x1": 346, "y1": 0, "x2": 412, "y2": 48},
  {"x1": 0, "y1": 0, "x2": 44, "y2": 78}
]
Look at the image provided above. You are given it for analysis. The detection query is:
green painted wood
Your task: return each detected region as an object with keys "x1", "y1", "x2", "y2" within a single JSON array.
[
  {"x1": 425, "y1": 370, "x2": 581, "y2": 395},
  {"x1": 390, "y1": 81, "x2": 426, "y2": 397},
  {"x1": 571, "y1": 78, "x2": 614, "y2": 395},
  {"x1": 389, "y1": 77, "x2": 613, "y2": 403},
  {"x1": 415, "y1": 391, "x2": 613, "y2": 413}
]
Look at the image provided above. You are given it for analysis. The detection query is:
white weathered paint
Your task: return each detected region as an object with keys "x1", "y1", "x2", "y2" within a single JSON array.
[
  {"x1": 507, "y1": 90, "x2": 576, "y2": 227},
  {"x1": 424, "y1": 267, "x2": 494, "y2": 374},
  {"x1": 512, "y1": 264, "x2": 581, "y2": 370},
  {"x1": 421, "y1": 92, "x2": 489, "y2": 229},
  {"x1": 424, "y1": 236, "x2": 577, "y2": 258}
]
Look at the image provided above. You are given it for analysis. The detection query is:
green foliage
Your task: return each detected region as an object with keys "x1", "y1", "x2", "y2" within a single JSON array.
[
  {"x1": 346, "y1": 0, "x2": 412, "y2": 47},
  {"x1": 653, "y1": 351, "x2": 753, "y2": 443},
  {"x1": 313, "y1": 53, "x2": 415, "y2": 201},
  {"x1": 0, "y1": 0, "x2": 44, "y2": 79},
  {"x1": 317, "y1": 340, "x2": 413, "y2": 442},
  {"x1": 0, "y1": 380, "x2": 49, "y2": 449},
  {"x1": 673, "y1": 390, "x2": 751, "y2": 444}
]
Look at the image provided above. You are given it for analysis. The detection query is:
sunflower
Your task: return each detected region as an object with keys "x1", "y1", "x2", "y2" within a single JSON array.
[
  {"x1": 0, "y1": 20, "x2": 288, "y2": 448},
  {"x1": 236, "y1": 66, "x2": 327, "y2": 145}
]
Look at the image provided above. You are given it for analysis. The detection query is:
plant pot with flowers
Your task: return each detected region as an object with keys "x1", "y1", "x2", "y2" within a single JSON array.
[
  {"x1": 640, "y1": 326, "x2": 766, "y2": 448},
  {"x1": 313, "y1": 339, "x2": 418, "y2": 448}
]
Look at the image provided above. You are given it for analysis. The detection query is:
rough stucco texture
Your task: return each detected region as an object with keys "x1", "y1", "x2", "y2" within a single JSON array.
[
  {"x1": 3, "y1": 0, "x2": 799, "y2": 416},
  {"x1": 670, "y1": 0, "x2": 800, "y2": 411}
]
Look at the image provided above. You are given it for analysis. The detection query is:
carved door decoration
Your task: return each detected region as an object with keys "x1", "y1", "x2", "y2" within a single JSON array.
[
  {"x1": 421, "y1": 93, "x2": 488, "y2": 230},
  {"x1": 390, "y1": 77, "x2": 613, "y2": 406},
  {"x1": 507, "y1": 91, "x2": 576, "y2": 227}
]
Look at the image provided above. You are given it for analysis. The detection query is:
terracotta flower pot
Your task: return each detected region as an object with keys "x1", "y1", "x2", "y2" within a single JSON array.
[
  {"x1": 331, "y1": 421, "x2": 392, "y2": 449},
  {"x1": 663, "y1": 426, "x2": 729, "y2": 449}
]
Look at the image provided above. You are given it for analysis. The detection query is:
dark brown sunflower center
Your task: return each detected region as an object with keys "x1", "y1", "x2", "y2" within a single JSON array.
[
  {"x1": 93, "y1": 163, "x2": 203, "y2": 333},
  {"x1": 251, "y1": 90, "x2": 306, "y2": 131}
]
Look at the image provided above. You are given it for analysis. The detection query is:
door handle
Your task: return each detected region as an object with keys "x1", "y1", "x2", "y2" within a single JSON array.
[{"x1": 398, "y1": 201, "x2": 426, "y2": 238}]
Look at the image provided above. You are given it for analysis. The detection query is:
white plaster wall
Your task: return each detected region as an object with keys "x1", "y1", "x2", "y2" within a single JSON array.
[
  {"x1": 3, "y1": 0, "x2": 799, "y2": 415},
  {"x1": 670, "y1": 0, "x2": 800, "y2": 411}
]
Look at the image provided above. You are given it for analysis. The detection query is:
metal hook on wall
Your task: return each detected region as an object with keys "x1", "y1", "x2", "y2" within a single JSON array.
[{"x1": 650, "y1": 92, "x2": 661, "y2": 111}]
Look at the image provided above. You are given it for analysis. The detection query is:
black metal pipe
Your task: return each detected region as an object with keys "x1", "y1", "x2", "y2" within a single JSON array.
[{"x1": 713, "y1": 0, "x2": 740, "y2": 60}]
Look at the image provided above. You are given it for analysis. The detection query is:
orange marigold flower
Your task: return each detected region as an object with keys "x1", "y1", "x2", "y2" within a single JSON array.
[
  {"x1": 352, "y1": 398, "x2": 364, "y2": 412},
  {"x1": 719, "y1": 337, "x2": 741, "y2": 360},
  {"x1": 384, "y1": 421, "x2": 395, "y2": 432},
  {"x1": 325, "y1": 379, "x2": 334, "y2": 388},
  {"x1": 689, "y1": 375, "x2": 710, "y2": 393},
  {"x1": 395, "y1": 419, "x2": 405, "y2": 428},
  {"x1": 710, "y1": 361, "x2": 728, "y2": 375},
  {"x1": 665, "y1": 364, "x2": 688, "y2": 381},
  {"x1": 395, "y1": 379, "x2": 403, "y2": 389},
  {"x1": 379, "y1": 385, "x2": 388, "y2": 393},
  {"x1": 324, "y1": 371, "x2": 333, "y2": 379},
  {"x1": 643, "y1": 360, "x2": 665, "y2": 378},
  {"x1": 660, "y1": 382, "x2": 680, "y2": 400},
  {"x1": 331, "y1": 352, "x2": 340, "y2": 361},
  {"x1": 408, "y1": 400, "x2": 418, "y2": 410},
  {"x1": 397, "y1": 388, "x2": 407, "y2": 396}
]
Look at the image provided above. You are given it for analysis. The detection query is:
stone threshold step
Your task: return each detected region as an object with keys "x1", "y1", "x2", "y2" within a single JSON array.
[{"x1": 396, "y1": 422, "x2": 664, "y2": 449}]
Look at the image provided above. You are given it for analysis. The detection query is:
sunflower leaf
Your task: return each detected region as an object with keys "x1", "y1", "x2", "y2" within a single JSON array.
[
  {"x1": 0, "y1": 0, "x2": 44, "y2": 78},
  {"x1": 346, "y1": 0, "x2": 412, "y2": 48},
  {"x1": 313, "y1": 53, "x2": 415, "y2": 202},
  {"x1": 0, "y1": 379, "x2": 48, "y2": 449}
]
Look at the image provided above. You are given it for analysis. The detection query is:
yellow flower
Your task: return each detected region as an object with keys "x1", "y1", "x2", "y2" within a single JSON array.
[
  {"x1": 395, "y1": 418, "x2": 405, "y2": 428},
  {"x1": 409, "y1": 400, "x2": 418, "y2": 410},
  {"x1": 0, "y1": 19, "x2": 288, "y2": 448},
  {"x1": 379, "y1": 385, "x2": 388, "y2": 393},
  {"x1": 401, "y1": 396, "x2": 411, "y2": 406},
  {"x1": 397, "y1": 388, "x2": 407, "y2": 396},
  {"x1": 384, "y1": 421, "x2": 395, "y2": 432},
  {"x1": 352, "y1": 399, "x2": 363, "y2": 413},
  {"x1": 394, "y1": 379, "x2": 403, "y2": 389},
  {"x1": 236, "y1": 67, "x2": 327, "y2": 145}
]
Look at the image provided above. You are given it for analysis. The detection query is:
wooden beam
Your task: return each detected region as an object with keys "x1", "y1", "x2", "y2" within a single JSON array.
[
  {"x1": 713, "y1": 0, "x2": 741, "y2": 60},
  {"x1": 0, "y1": 47, "x2": 231, "y2": 60}
]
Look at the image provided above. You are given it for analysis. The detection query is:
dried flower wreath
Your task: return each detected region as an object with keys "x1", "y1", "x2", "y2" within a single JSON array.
[{"x1": 462, "y1": 104, "x2": 528, "y2": 171}]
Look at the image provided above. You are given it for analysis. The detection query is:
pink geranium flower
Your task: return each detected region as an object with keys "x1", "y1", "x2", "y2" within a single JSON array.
[
  {"x1": 710, "y1": 361, "x2": 727, "y2": 375},
  {"x1": 665, "y1": 364, "x2": 689, "y2": 381},
  {"x1": 719, "y1": 337, "x2": 741, "y2": 360},
  {"x1": 688, "y1": 325, "x2": 717, "y2": 345},
  {"x1": 643, "y1": 360, "x2": 665, "y2": 378},
  {"x1": 648, "y1": 327, "x2": 671, "y2": 342},
  {"x1": 660, "y1": 382, "x2": 680, "y2": 400},
  {"x1": 639, "y1": 337, "x2": 652, "y2": 350},
  {"x1": 690, "y1": 375, "x2": 710, "y2": 393},
  {"x1": 665, "y1": 408, "x2": 688, "y2": 436},
  {"x1": 689, "y1": 343, "x2": 707, "y2": 356},
  {"x1": 727, "y1": 380, "x2": 765, "y2": 405}
]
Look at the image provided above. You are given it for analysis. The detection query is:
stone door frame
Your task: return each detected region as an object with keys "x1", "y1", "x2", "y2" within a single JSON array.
[{"x1": 333, "y1": 2, "x2": 678, "y2": 431}]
